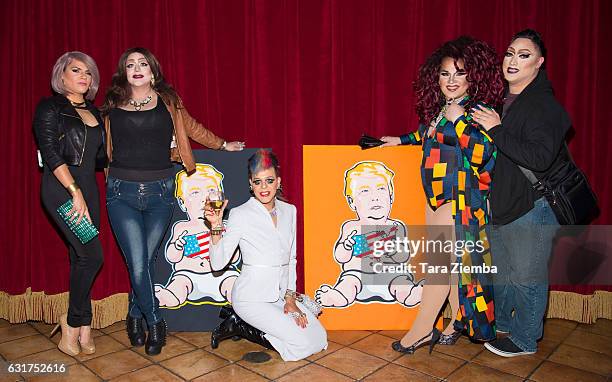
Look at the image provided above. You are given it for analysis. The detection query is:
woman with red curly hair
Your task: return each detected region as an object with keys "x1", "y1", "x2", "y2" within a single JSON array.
[{"x1": 381, "y1": 36, "x2": 504, "y2": 353}]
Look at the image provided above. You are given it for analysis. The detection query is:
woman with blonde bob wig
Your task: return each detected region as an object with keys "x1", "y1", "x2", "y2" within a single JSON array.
[{"x1": 34, "y1": 51, "x2": 106, "y2": 356}]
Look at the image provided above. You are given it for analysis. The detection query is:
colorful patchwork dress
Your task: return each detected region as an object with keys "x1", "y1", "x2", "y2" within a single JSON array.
[{"x1": 400, "y1": 98, "x2": 496, "y2": 341}]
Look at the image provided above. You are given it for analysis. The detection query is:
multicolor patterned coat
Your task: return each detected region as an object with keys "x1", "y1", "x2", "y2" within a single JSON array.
[{"x1": 400, "y1": 99, "x2": 496, "y2": 341}]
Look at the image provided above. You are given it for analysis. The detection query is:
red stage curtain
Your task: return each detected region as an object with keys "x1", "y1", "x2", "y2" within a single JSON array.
[{"x1": 0, "y1": 0, "x2": 609, "y2": 300}]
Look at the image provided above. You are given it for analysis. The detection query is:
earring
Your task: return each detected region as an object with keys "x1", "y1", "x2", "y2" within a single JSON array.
[
  {"x1": 278, "y1": 184, "x2": 283, "y2": 193},
  {"x1": 150, "y1": 75, "x2": 155, "y2": 87}
]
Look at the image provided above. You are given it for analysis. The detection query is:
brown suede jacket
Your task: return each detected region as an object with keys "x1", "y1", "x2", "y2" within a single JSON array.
[{"x1": 104, "y1": 93, "x2": 224, "y2": 175}]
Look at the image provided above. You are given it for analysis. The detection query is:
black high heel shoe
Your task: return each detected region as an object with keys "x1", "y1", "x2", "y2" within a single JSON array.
[
  {"x1": 438, "y1": 329, "x2": 462, "y2": 345},
  {"x1": 392, "y1": 328, "x2": 441, "y2": 354}
]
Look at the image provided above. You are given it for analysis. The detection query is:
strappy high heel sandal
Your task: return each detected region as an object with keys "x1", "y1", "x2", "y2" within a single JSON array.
[
  {"x1": 392, "y1": 328, "x2": 441, "y2": 354},
  {"x1": 438, "y1": 329, "x2": 462, "y2": 345}
]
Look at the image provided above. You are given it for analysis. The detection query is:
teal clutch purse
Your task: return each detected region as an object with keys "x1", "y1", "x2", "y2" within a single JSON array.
[{"x1": 56, "y1": 199, "x2": 99, "y2": 244}]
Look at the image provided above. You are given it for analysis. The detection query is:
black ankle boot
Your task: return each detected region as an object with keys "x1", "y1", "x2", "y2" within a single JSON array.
[
  {"x1": 211, "y1": 306, "x2": 241, "y2": 349},
  {"x1": 145, "y1": 319, "x2": 167, "y2": 355},
  {"x1": 126, "y1": 316, "x2": 145, "y2": 347},
  {"x1": 235, "y1": 318, "x2": 274, "y2": 351}
]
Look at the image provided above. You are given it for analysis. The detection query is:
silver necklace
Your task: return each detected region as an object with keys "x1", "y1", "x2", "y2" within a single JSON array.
[
  {"x1": 128, "y1": 95, "x2": 152, "y2": 111},
  {"x1": 269, "y1": 207, "x2": 278, "y2": 218}
]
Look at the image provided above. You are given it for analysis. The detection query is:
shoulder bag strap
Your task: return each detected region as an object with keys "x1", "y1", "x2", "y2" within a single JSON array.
[{"x1": 517, "y1": 165, "x2": 548, "y2": 193}]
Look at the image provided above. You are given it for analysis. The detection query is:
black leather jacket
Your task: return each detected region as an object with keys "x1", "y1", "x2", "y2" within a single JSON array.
[{"x1": 33, "y1": 94, "x2": 107, "y2": 171}]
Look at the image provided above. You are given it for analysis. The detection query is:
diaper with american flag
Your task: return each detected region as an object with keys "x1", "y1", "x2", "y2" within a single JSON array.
[
  {"x1": 183, "y1": 232, "x2": 211, "y2": 259},
  {"x1": 352, "y1": 226, "x2": 398, "y2": 258}
]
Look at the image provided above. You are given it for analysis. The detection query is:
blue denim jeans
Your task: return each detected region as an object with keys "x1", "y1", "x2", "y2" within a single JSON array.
[
  {"x1": 106, "y1": 176, "x2": 175, "y2": 325},
  {"x1": 489, "y1": 197, "x2": 559, "y2": 352}
]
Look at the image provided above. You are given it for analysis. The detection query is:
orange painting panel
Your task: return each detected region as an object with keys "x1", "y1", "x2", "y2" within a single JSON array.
[{"x1": 303, "y1": 145, "x2": 433, "y2": 330}]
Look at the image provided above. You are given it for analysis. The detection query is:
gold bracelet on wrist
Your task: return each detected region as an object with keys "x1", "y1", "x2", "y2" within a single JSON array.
[
  {"x1": 210, "y1": 226, "x2": 225, "y2": 236},
  {"x1": 66, "y1": 182, "x2": 80, "y2": 195}
]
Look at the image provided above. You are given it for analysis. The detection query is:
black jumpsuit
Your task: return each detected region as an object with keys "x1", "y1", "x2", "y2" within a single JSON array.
[{"x1": 40, "y1": 121, "x2": 104, "y2": 328}]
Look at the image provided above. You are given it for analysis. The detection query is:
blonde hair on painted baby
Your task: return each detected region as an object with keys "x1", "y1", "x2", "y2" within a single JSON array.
[
  {"x1": 175, "y1": 163, "x2": 224, "y2": 200},
  {"x1": 343, "y1": 161, "x2": 395, "y2": 200}
]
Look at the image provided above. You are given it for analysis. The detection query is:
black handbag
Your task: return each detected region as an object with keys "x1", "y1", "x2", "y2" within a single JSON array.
[
  {"x1": 358, "y1": 134, "x2": 385, "y2": 150},
  {"x1": 519, "y1": 144, "x2": 599, "y2": 225}
]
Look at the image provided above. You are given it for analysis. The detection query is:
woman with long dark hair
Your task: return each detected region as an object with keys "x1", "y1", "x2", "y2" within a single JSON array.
[
  {"x1": 102, "y1": 47, "x2": 244, "y2": 355},
  {"x1": 473, "y1": 30, "x2": 567, "y2": 357},
  {"x1": 380, "y1": 36, "x2": 504, "y2": 353},
  {"x1": 34, "y1": 51, "x2": 105, "y2": 356}
]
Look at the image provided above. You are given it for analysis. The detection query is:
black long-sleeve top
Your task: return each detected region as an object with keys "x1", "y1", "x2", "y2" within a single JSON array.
[{"x1": 488, "y1": 70, "x2": 571, "y2": 225}]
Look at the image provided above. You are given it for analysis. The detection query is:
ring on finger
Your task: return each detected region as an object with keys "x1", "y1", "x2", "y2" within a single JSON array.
[{"x1": 288, "y1": 311, "x2": 300, "y2": 319}]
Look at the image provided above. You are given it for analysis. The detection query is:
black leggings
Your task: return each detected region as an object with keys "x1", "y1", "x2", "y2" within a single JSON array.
[{"x1": 41, "y1": 168, "x2": 103, "y2": 327}]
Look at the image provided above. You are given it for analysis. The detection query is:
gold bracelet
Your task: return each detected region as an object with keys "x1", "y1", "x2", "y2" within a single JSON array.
[
  {"x1": 210, "y1": 226, "x2": 225, "y2": 236},
  {"x1": 66, "y1": 182, "x2": 80, "y2": 195}
]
